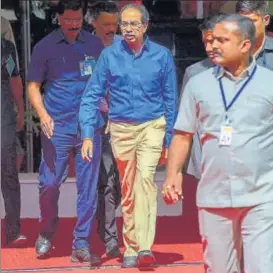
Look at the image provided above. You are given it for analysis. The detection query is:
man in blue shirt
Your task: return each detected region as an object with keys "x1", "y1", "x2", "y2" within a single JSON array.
[
  {"x1": 79, "y1": 3, "x2": 177, "y2": 268},
  {"x1": 87, "y1": 1, "x2": 122, "y2": 259},
  {"x1": 27, "y1": 0, "x2": 103, "y2": 264}
]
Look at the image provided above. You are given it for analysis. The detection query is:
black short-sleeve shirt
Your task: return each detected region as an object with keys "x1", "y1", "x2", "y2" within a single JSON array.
[{"x1": 1, "y1": 39, "x2": 19, "y2": 127}]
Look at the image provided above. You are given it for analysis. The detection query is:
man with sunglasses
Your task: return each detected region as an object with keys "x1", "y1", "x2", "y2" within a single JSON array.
[
  {"x1": 79, "y1": 3, "x2": 177, "y2": 268},
  {"x1": 27, "y1": 0, "x2": 104, "y2": 264}
]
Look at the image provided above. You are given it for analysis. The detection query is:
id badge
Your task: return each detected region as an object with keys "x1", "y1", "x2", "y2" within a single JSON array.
[
  {"x1": 219, "y1": 126, "x2": 233, "y2": 146},
  {"x1": 80, "y1": 57, "x2": 95, "y2": 77}
]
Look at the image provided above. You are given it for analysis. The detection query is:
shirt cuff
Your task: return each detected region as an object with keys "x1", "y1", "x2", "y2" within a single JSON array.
[
  {"x1": 164, "y1": 130, "x2": 173, "y2": 148},
  {"x1": 81, "y1": 127, "x2": 95, "y2": 140}
]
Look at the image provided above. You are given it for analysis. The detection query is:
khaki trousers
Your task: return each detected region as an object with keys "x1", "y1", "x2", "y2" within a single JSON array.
[{"x1": 110, "y1": 116, "x2": 166, "y2": 256}]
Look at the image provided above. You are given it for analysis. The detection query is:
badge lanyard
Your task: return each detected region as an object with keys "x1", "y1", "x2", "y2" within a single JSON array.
[{"x1": 219, "y1": 65, "x2": 257, "y2": 123}]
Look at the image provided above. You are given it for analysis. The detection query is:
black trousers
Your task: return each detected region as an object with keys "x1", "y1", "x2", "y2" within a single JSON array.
[
  {"x1": 1, "y1": 125, "x2": 21, "y2": 242},
  {"x1": 96, "y1": 132, "x2": 121, "y2": 253}
]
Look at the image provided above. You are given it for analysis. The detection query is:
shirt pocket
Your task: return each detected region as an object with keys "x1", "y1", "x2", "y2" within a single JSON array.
[
  {"x1": 47, "y1": 56, "x2": 67, "y2": 79},
  {"x1": 109, "y1": 70, "x2": 130, "y2": 87},
  {"x1": 139, "y1": 68, "x2": 162, "y2": 98},
  {"x1": 198, "y1": 100, "x2": 224, "y2": 124},
  {"x1": 236, "y1": 94, "x2": 273, "y2": 126}
]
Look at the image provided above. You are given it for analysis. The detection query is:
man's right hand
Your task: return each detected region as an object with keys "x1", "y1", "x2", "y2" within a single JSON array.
[
  {"x1": 81, "y1": 138, "x2": 93, "y2": 162},
  {"x1": 162, "y1": 172, "x2": 183, "y2": 205},
  {"x1": 40, "y1": 113, "x2": 54, "y2": 139}
]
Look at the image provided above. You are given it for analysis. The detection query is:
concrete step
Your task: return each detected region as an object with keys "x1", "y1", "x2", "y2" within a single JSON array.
[{"x1": 0, "y1": 171, "x2": 182, "y2": 219}]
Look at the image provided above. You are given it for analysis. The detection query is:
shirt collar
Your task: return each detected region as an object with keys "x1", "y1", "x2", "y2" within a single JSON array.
[
  {"x1": 264, "y1": 35, "x2": 273, "y2": 51},
  {"x1": 255, "y1": 35, "x2": 273, "y2": 57},
  {"x1": 215, "y1": 58, "x2": 257, "y2": 81},
  {"x1": 120, "y1": 35, "x2": 150, "y2": 54},
  {"x1": 54, "y1": 28, "x2": 86, "y2": 43}
]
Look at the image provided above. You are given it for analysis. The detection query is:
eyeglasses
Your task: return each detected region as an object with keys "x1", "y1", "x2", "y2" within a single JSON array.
[
  {"x1": 101, "y1": 23, "x2": 118, "y2": 29},
  {"x1": 64, "y1": 18, "x2": 82, "y2": 24},
  {"x1": 119, "y1": 21, "x2": 142, "y2": 29}
]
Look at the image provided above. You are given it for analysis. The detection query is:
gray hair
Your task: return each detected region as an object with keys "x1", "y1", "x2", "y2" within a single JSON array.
[
  {"x1": 236, "y1": 0, "x2": 269, "y2": 15},
  {"x1": 119, "y1": 4, "x2": 150, "y2": 24},
  {"x1": 215, "y1": 13, "x2": 256, "y2": 51}
]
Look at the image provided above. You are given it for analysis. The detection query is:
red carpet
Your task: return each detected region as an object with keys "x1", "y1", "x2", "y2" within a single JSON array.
[
  {"x1": 1, "y1": 174, "x2": 204, "y2": 272},
  {"x1": 26, "y1": 266, "x2": 205, "y2": 273}
]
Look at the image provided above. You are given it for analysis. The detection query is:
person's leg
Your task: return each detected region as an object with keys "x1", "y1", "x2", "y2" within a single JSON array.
[
  {"x1": 198, "y1": 207, "x2": 242, "y2": 273},
  {"x1": 242, "y1": 202, "x2": 273, "y2": 273},
  {"x1": 110, "y1": 121, "x2": 138, "y2": 262},
  {"x1": 97, "y1": 158, "x2": 108, "y2": 243},
  {"x1": 133, "y1": 116, "x2": 165, "y2": 265},
  {"x1": 37, "y1": 132, "x2": 71, "y2": 255},
  {"x1": 1, "y1": 126, "x2": 24, "y2": 244},
  {"x1": 72, "y1": 130, "x2": 101, "y2": 264},
  {"x1": 97, "y1": 132, "x2": 121, "y2": 256},
  {"x1": 15, "y1": 132, "x2": 24, "y2": 171}
]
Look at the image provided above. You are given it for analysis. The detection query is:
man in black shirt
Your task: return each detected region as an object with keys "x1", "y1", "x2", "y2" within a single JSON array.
[
  {"x1": 1, "y1": 38, "x2": 25, "y2": 246},
  {"x1": 87, "y1": 1, "x2": 122, "y2": 258}
]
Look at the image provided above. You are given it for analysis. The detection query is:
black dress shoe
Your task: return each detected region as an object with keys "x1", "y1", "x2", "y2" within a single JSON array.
[
  {"x1": 35, "y1": 235, "x2": 52, "y2": 258},
  {"x1": 106, "y1": 245, "x2": 121, "y2": 258},
  {"x1": 137, "y1": 250, "x2": 155, "y2": 267},
  {"x1": 122, "y1": 256, "x2": 137, "y2": 268},
  {"x1": 7, "y1": 234, "x2": 27, "y2": 247},
  {"x1": 71, "y1": 248, "x2": 101, "y2": 265}
]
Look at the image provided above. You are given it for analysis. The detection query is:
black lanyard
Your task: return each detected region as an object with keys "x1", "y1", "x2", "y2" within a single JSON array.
[{"x1": 219, "y1": 65, "x2": 257, "y2": 120}]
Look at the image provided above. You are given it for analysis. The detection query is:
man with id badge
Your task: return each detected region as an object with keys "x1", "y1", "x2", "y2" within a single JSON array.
[
  {"x1": 183, "y1": 0, "x2": 273, "y2": 183},
  {"x1": 164, "y1": 13, "x2": 273, "y2": 273},
  {"x1": 27, "y1": 0, "x2": 104, "y2": 264}
]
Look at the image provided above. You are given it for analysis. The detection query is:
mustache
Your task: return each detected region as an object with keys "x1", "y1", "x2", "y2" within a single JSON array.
[
  {"x1": 212, "y1": 51, "x2": 222, "y2": 56},
  {"x1": 68, "y1": 28, "x2": 80, "y2": 32}
]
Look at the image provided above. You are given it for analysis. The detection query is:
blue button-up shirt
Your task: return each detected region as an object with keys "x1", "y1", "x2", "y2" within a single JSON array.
[
  {"x1": 80, "y1": 37, "x2": 177, "y2": 147},
  {"x1": 27, "y1": 28, "x2": 104, "y2": 134}
]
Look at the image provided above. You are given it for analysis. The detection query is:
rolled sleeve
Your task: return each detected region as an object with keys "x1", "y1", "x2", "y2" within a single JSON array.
[
  {"x1": 79, "y1": 50, "x2": 109, "y2": 139},
  {"x1": 27, "y1": 43, "x2": 46, "y2": 83},
  {"x1": 162, "y1": 50, "x2": 178, "y2": 147},
  {"x1": 174, "y1": 79, "x2": 198, "y2": 134}
]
